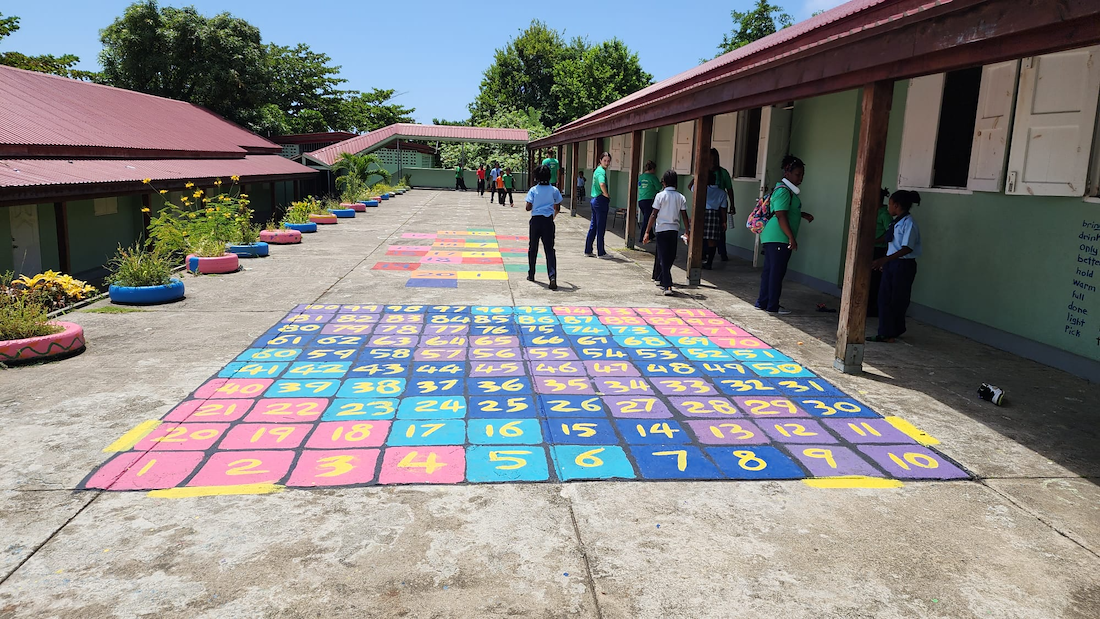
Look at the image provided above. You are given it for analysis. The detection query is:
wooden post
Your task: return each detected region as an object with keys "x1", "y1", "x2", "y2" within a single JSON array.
[
  {"x1": 556, "y1": 145, "x2": 564, "y2": 192},
  {"x1": 625, "y1": 129, "x2": 643, "y2": 250},
  {"x1": 687, "y1": 116, "x2": 713, "y2": 286},
  {"x1": 54, "y1": 202, "x2": 70, "y2": 274},
  {"x1": 835, "y1": 81, "x2": 894, "y2": 374},
  {"x1": 571, "y1": 141, "x2": 580, "y2": 217}
]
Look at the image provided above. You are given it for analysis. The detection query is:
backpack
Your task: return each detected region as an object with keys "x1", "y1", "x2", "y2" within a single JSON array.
[{"x1": 746, "y1": 183, "x2": 785, "y2": 234}]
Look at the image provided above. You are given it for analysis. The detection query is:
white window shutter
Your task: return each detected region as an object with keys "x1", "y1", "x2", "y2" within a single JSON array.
[
  {"x1": 897, "y1": 74, "x2": 945, "y2": 189},
  {"x1": 585, "y1": 140, "x2": 595, "y2": 169},
  {"x1": 967, "y1": 61, "x2": 1020, "y2": 192},
  {"x1": 622, "y1": 133, "x2": 633, "y2": 171},
  {"x1": 711, "y1": 112, "x2": 736, "y2": 173},
  {"x1": 673, "y1": 121, "x2": 694, "y2": 174},
  {"x1": 610, "y1": 135, "x2": 624, "y2": 171},
  {"x1": 755, "y1": 106, "x2": 772, "y2": 181},
  {"x1": 1006, "y1": 46, "x2": 1100, "y2": 196}
]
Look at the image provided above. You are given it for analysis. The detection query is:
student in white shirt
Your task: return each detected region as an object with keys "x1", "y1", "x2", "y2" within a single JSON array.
[{"x1": 643, "y1": 170, "x2": 691, "y2": 296}]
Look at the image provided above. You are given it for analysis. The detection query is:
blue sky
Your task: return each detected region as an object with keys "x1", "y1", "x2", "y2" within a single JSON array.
[{"x1": 4, "y1": 0, "x2": 845, "y2": 125}]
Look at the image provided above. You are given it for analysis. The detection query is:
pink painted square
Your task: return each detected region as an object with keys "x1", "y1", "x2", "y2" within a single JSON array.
[
  {"x1": 377, "y1": 446, "x2": 466, "y2": 484},
  {"x1": 186, "y1": 450, "x2": 295, "y2": 487},
  {"x1": 674, "y1": 308, "x2": 719, "y2": 318},
  {"x1": 163, "y1": 399, "x2": 253, "y2": 422},
  {"x1": 593, "y1": 307, "x2": 637, "y2": 316},
  {"x1": 684, "y1": 317, "x2": 735, "y2": 327},
  {"x1": 654, "y1": 326, "x2": 702, "y2": 337},
  {"x1": 695, "y1": 325, "x2": 751, "y2": 337},
  {"x1": 305, "y1": 421, "x2": 391, "y2": 449},
  {"x1": 634, "y1": 308, "x2": 676, "y2": 317},
  {"x1": 244, "y1": 398, "x2": 327, "y2": 423},
  {"x1": 134, "y1": 423, "x2": 230, "y2": 451},
  {"x1": 84, "y1": 451, "x2": 204, "y2": 490},
  {"x1": 710, "y1": 336, "x2": 768, "y2": 349},
  {"x1": 421, "y1": 256, "x2": 463, "y2": 264},
  {"x1": 286, "y1": 449, "x2": 381, "y2": 487},
  {"x1": 194, "y1": 378, "x2": 274, "y2": 399},
  {"x1": 217, "y1": 423, "x2": 312, "y2": 450},
  {"x1": 551, "y1": 306, "x2": 594, "y2": 315}
]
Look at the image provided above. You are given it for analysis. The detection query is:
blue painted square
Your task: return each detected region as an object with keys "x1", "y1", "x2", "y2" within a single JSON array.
[
  {"x1": 522, "y1": 332, "x2": 570, "y2": 347},
  {"x1": 797, "y1": 397, "x2": 878, "y2": 418},
  {"x1": 469, "y1": 396, "x2": 538, "y2": 418},
  {"x1": 613, "y1": 335, "x2": 671, "y2": 348},
  {"x1": 745, "y1": 362, "x2": 816, "y2": 378},
  {"x1": 427, "y1": 305, "x2": 470, "y2": 313},
  {"x1": 551, "y1": 445, "x2": 636, "y2": 480},
  {"x1": 706, "y1": 446, "x2": 806, "y2": 479},
  {"x1": 558, "y1": 315, "x2": 600, "y2": 325},
  {"x1": 468, "y1": 418, "x2": 544, "y2": 445},
  {"x1": 473, "y1": 306, "x2": 515, "y2": 315},
  {"x1": 569, "y1": 334, "x2": 613, "y2": 348},
  {"x1": 396, "y1": 396, "x2": 467, "y2": 419},
  {"x1": 471, "y1": 315, "x2": 511, "y2": 325},
  {"x1": 411, "y1": 362, "x2": 467, "y2": 377},
  {"x1": 563, "y1": 324, "x2": 610, "y2": 336},
  {"x1": 514, "y1": 306, "x2": 552, "y2": 314},
  {"x1": 608, "y1": 325, "x2": 659, "y2": 337},
  {"x1": 254, "y1": 332, "x2": 316, "y2": 348},
  {"x1": 467, "y1": 376, "x2": 533, "y2": 396},
  {"x1": 679, "y1": 348, "x2": 734, "y2": 361},
  {"x1": 543, "y1": 417, "x2": 620, "y2": 446},
  {"x1": 574, "y1": 346, "x2": 630, "y2": 361},
  {"x1": 714, "y1": 377, "x2": 784, "y2": 396},
  {"x1": 668, "y1": 336, "x2": 718, "y2": 348},
  {"x1": 356, "y1": 348, "x2": 414, "y2": 362},
  {"x1": 728, "y1": 349, "x2": 794, "y2": 363},
  {"x1": 768, "y1": 378, "x2": 845, "y2": 397},
  {"x1": 298, "y1": 348, "x2": 360, "y2": 362},
  {"x1": 406, "y1": 376, "x2": 465, "y2": 396},
  {"x1": 322, "y1": 398, "x2": 399, "y2": 420},
  {"x1": 236, "y1": 348, "x2": 301, "y2": 362},
  {"x1": 471, "y1": 324, "x2": 519, "y2": 336},
  {"x1": 337, "y1": 377, "x2": 407, "y2": 398},
  {"x1": 285, "y1": 361, "x2": 352, "y2": 379},
  {"x1": 220, "y1": 362, "x2": 288, "y2": 379},
  {"x1": 514, "y1": 315, "x2": 558, "y2": 325},
  {"x1": 694, "y1": 361, "x2": 753, "y2": 378},
  {"x1": 308, "y1": 334, "x2": 367, "y2": 348},
  {"x1": 217, "y1": 362, "x2": 247, "y2": 378},
  {"x1": 539, "y1": 396, "x2": 607, "y2": 417},
  {"x1": 387, "y1": 419, "x2": 466, "y2": 445},
  {"x1": 519, "y1": 324, "x2": 566, "y2": 336},
  {"x1": 466, "y1": 446, "x2": 551, "y2": 482},
  {"x1": 629, "y1": 445, "x2": 722, "y2": 479},
  {"x1": 265, "y1": 379, "x2": 339, "y2": 398},
  {"x1": 615, "y1": 420, "x2": 691, "y2": 444},
  {"x1": 638, "y1": 361, "x2": 702, "y2": 377},
  {"x1": 258, "y1": 324, "x2": 324, "y2": 340},
  {"x1": 348, "y1": 361, "x2": 410, "y2": 378},
  {"x1": 406, "y1": 279, "x2": 458, "y2": 288},
  {"x1": 627, "y1": 348, "x2": 684, "y2": 361}
]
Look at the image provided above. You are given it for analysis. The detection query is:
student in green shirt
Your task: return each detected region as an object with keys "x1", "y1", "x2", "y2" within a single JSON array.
[
  {"x1": 542, "y1": 154, "x2": 560, "y2": 187},
  {"x1": 585, "y1": 152, "x2": 612, "y2": 258},
  {"x1": 756, "y1": 155, "x2": 814, "y2": 315},
  {"x1": 501, "y1": 168, "x2": 515, "y2": 206},
  {"x1": 636, "y1": 160, "x2": 660, "y2": 245},
  {"x1": 455, "y1": 165, "x2": 467, "y2": 191},
  {"x1": 868, "y1": 188, "x2": 893, "y2": 317},
  {"x1": 688, "y1": 149, "x2": 735, "y2": 260}
]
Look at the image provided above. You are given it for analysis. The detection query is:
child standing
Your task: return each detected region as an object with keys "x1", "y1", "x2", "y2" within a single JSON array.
[
  {"x1": 702, "y1": 170, "x2": 729, "y2": 269},
  {"x1": 526, "y1": 165, "x2": 562, "y2": 290},
  {"x1": 756, "y1": 155, "x2": 813, "y2": 315},
  {"x1": 502, "y1": 168, "x2": 515, "y2": 206},
  {"x1": 636, "y1": 161, "x2": 660, "y2": 245},
  {"x1": 643, "y1": 170, "x2": 690, "y2": 296},
  {"x1": 870, "y1": 190, "x2": 921, "y2": 342},
  {"x1": 867, "y1": 188, "x2": 892, "y2": 317},
  {"x1": 476, "y1": 164, "x2": 487, "y2": 196},
  {"x1": 495, "y1": 171, "x2": 506, "y2": 205},
  {"x1": 488, "y1": 162, "x2": 500, "y2": 202},
  {"x1": 575, "y1": 171, "x2": 586, "y2": 204}
]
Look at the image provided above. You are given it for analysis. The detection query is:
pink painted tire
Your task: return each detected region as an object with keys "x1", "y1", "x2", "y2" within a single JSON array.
[
  {"x1": 349, "y1": 203, "x2": 367, "y2": 212},
  {"x1": 0, "y1": 321, "x2": 85, "y2": 364},
  {"x1": 186, "y1": 252, "x2": 240, "y2": 274},
  {"x1": 260, "y1": 229, "x2": 302, "y2": 244},
  {"x1": 310, "y1": 213, "x2": 338, "y2": 225}
]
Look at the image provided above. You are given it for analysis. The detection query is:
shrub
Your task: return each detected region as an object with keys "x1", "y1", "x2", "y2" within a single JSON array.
[
  {"x1": 282, "y1": 197, "x2": 323, "y2": 224},
  {"x1": 107, "y1": 244, "x2": 174, "y2": 288},
  {"x1": 146, "y1": 178, "x2": 252, "y2": 258},
  {"x1": 6, "y1": 271, "x2": 98, "y2": 312},
  {"x1": 189, "y1": 234, "x2": 228, "y2": 258},
  {"x1": 235, "y1": 222, "x2": 261, "y2": 245},
  {"x1": 0, "y1": 295, "x2": 59, "y2": 341}
]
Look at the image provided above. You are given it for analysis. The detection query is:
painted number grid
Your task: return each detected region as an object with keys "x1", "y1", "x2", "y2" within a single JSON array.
[
  {"x1": 371, "y1": 229, "x2": 535, "y2": 288},
  {"x1": 81, "y1": 305, "x2": 969, "y2": 492}
]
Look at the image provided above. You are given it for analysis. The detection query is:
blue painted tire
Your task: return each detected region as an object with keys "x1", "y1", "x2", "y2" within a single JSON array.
[
  {"x1": 362, "y1": 200, "x2": 380, "y2": 207},
  {"x1": 329, "y1": 208, "x2": 356, "y2": 218},
  {"x1": 109, "y1": 278, "x2": 185, "y2": 305},
  {"x1": 380, "y1": 194, "x2": 390, "y2": 200},
  {"x1": 284, "y1": 222, "x2": 318, "y2": 233},
  {"x1": 227, "y1": 242, "x2": 269, "y2": 258}
]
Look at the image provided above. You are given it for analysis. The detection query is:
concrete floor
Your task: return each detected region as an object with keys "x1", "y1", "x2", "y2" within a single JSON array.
[{"x1": 0, "y1": 189, "x2": 1097, "y2": 618}]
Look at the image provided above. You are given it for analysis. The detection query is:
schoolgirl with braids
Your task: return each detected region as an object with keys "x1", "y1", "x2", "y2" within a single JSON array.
[{"x1": 870, "y1": 189, "x2": 922, "y2": 342}]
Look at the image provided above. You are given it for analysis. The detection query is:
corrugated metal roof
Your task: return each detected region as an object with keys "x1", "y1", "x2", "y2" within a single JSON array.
[
  {"x1": 0, "y1": 66, "x2": 280, "y2": 156},
  {"x1": 308, "y1": 124, "x2": 529, "y2": 166},
  {"x1": 0, "y1": 155, "x2": 315, "y2": 188}
]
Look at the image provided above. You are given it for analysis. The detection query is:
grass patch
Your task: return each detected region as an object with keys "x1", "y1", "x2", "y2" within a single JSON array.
[{"x1": 83, "y1": 306, "x2": 147, "y2": 314}]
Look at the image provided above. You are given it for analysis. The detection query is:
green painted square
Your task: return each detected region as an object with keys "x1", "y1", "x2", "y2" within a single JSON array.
[{"x1": 504, "y1": 263, "x2": 546, "y2": 273}]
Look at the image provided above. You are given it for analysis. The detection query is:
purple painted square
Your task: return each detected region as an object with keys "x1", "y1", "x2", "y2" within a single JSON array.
[
  {"x1": 760, "y1": 419, "x2": 838, "y2": 444},
  {"x1": 414, "y1": 347, "x2": 467, "y2": 361},
  {"x1": 603, "y1": 396, "x2": 672, "y2": 418},
  {"x1": 593, "y1": 377, "x2": 655, "y2": 396},
  {"x1": 534, "y1": 376, "x2": 595, "y2": 395},
  {"x1": 469, "y1": 348, "x2": 523, "y2": 362},
  {"x1": 320, "y1": 323, "x2": 375, "y2": 336},
  {"x1": 687, "y1": 420, "x2": 770, "y2": 445},
  {"x1": 420, "y1": 256, "x2": 464, "y2": 265},
  {"x1": 732, "y1": 397, "x2": 811, "y2": 418},
  {"x1": 528, "y1": 361, "x2": 585, "y2": 376},
  {"x1": 822, "y1": 419, "x2": 917, "y2": 444},
  {"x1": 406, "y1": 279, "x2": 458, "y2": 288},
  {"x1": 469, "y1": 335, "x2": 521, "y2": 348},
  {"x1": 423, "y1": 324, "x2": 470, "y2": 336},
  {"x1": 857, "y1": 445, "x2": 969, "y2": 480},
  {"x1": 652, "y1": 378, "x2": 717, "y2": 396},
  {"x1": 668, "y1": 397, "x2": 743, "y2": 418},
  {"x1": 525, "y1": 347, "x2": 578, "y2": 361},
  {"x1": 788, "y1": 445, "x2": 883, "y2": 477},
  {"x1": 337, "y1": 305, "x2": 383, "y2": 314},
  {"x1": 280, "y1": 312, "x2": 334, "y2": 324},
  {"x1": 583, "y1": 360, "x2": 640, "y2": 377},
  {"x1": 367, "y1": 335, "x2": 419, "y2": 348},
  {"x1": 468, "y1": 361, "x2": 527, "y2": 377}
]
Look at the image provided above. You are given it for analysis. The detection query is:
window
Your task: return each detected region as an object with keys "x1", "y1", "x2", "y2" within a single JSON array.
[
  {"x1": 672, "y1": 121, "x2": 694, "y2": 174},
  {"x1": 711, "y1": 109, "x2": 769, "y2": 181},
  {"x1": 734, "y1": 107, "x2": 762, "y2": 179},
  {"x1": 93, "y1": 197, "x2": 117, "y2": 216},
  {"x1": 711, "y1": 113, "x2": 736, "y2": 174},
  {"x1": 931, "y1": 67, "x2": 982, "y2": 188},
  {"x1": 609, "y1": 135, "x2": 624, "y2": 171}
]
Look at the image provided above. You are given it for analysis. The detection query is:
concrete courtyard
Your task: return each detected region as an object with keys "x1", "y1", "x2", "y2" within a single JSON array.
[{"x1": 1, "y1": 189, "x2": 1097, "y2": 618}]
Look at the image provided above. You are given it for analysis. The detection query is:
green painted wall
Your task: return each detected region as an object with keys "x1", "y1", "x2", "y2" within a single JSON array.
[
  {"x1": 247, "y1": 183, "x2": 274, "y2": 223},
  {"x1": 0, "y1": 209, "x2": 12, "y2": 273},
  {"x1": 36, "y1": 204, "x2": 59, "y2": 272},
  {"x1": 66, "y1": 195, "x2": 141, "y2": 277}
]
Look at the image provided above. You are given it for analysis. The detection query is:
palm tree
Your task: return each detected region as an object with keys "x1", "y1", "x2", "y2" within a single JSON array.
[{"x1": 332, "y1": 152, "x2": 393, "y2": 195}]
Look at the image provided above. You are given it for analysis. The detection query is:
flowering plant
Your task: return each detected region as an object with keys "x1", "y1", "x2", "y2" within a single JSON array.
[
  {"x1": 146, "y1": 178, "x2": 253, "y2": 258},
  {"x1": 3, "y1": 270, "x2": 98, "y2": 312}
]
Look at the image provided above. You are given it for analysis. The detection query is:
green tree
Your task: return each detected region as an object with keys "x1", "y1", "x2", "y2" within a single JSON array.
[
  {"x1": 439, "y1": 107, "x2": 549, "y2": 173},
  {"x1": 336, "y1": 89, "x2": 416, "y2": 134},
  {"x1": 552, "y1": 39, "x2": 652, "y2": 126},
  {"x1": 264, "y1": 42, "x2": 350, "y2": 132},
  {"x1": 332, "y1": 152, "x2": 392, "y2": 201},
  {"x1": 0, "y1": 12, "x2": 95, "y2": 80},
  {"x1": 716, "y1": 0, "x2": 793, "y2": 56},
  {"x1": 99, "y1": 1, "x2": 268, "y2": 125}
]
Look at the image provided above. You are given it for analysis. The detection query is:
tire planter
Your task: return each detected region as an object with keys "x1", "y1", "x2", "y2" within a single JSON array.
[
  {"x1": 284, "y1": 222, "x2": 317, "y2": 233},
  {"x1": 380, "y1": 194, "x2": 390, "y2": 200},
  {"x1": 261, "y1": 228, "x2": 302, "y2": 244},
  {"x1": 186, "y1": 252, "x2": 240, "y2": 274},
  {"x1": 371, "y1": 196, "x2": 383, "y2": 201},
  {"x1": 310, "y1": 213, "x2": 338, "y2": 225},
  {"x1": 388, "y1": 192, "x2": 396, "y2": 198},
  {"x1": 0, "y1": 321, "x2": 85, "y2": 364},
  {"x1": 349, "y1": 202, "x2": 367, "y2": 212},
  {"x1": 227, "y1": 242, "x2": 270, "y2": 258},
  {"x1": 329, "y1": 208, "x2": 356, "y2": 218},
  {"x1": 109, "y1": 278, "x2": 185, "y2": 305},
  {"x1": 361, "y1": 200, "x2": 380, "y2": 208}
]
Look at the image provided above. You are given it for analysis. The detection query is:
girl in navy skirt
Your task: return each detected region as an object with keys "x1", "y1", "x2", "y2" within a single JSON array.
[{"x1": 870, "y1": 190, "x2": 922, "y2": 342}]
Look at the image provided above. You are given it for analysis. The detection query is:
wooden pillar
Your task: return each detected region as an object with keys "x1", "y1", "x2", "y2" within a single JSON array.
[
  {"x1": 835, "y1": 81, "x2": 894, "y2": 374},
  {"x1": 625, "y1": 129, "x2": 643, "y2": 250},
  {"x1": 687, "y1": 116, "x2": 713, "y2": 285},
  {"x1": 556, "y1": 145, "x2": 564, "y2": 192},
  {"x1": 570, "y1": 141, "x2": 580, "y2": 217},
  {"x1": 54, "y1": 202, "x2": 70, "y2": 274}
]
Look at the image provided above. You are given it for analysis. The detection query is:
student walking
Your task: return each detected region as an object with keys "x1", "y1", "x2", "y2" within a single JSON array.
[
  {"x1": 455, "y1": 165, "x2": 467, "y2": 191},
  {"x1": 701, "y1": 171, "x2": 729, "y2": 269},
  {"x1": 585, "y1": 152, "x2": 613, "y2": 258},
  {"x1": 756, "y1": 155, "x2": 814, "y2": 315},
  {"x1": 502, "y1": 168, "x2": 515, "y2": 206},
  {"x1": 870, "y1": 190, "x2": 922, "y2": 342},
  {"x1": 575, "y1": 170, "x2": 586, "y2": 204},
  {"x1": 476, "y1": 164, "x2": 487, "y2": 196},
  {"x1": 643, "y1": 170, "x2": 690, "y2": 296},
  {"x1": 495, "y1": 171, "x2": 506, "y2": 204},
  {"x1": 526, "y1": 165, "x2": 562, "y2": 290},
  {"x1": 636, "y1": 161, "x2": 660, "y2": 245},
  {"x1": 488, "y1": 162, "x2": 501, "y2": 202}
]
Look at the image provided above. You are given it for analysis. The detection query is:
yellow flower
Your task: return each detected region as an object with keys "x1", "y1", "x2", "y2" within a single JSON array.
[
  {"x1": 142, "y1": 178, "x2": 152, "y2": 184},
  {"x1": 240, "y1": 193, "x2": 248, "y2": 198},
  {"x1": 188, "y1": 213, "x2": 197, "y2": 219},
  {"x1": 185, "y1": 182, "x2": 195, "y2": 188},
  {"x1": 215, "y1": 179, "x2": 223, "y2": 186},
  {"x1": 193, "y1": 190, "x2": 203, "y2": 198},
  {"x1": 159, "y1": 189, "x2": 167, "y2": 195},
  {"x1": 141, "y1": 207, "x2": 150, "y2": 213},
  {"x1": 231, "y1": 175, "x2": 240, "y2": 182}
]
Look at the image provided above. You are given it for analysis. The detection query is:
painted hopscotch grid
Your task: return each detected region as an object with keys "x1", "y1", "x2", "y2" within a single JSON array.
[
  {"x1": 81, "y1": 305, "x2": 969, "y2": 493},
  {"x1": 372, "y1": 229, "x2": 538, "y2": 288}
]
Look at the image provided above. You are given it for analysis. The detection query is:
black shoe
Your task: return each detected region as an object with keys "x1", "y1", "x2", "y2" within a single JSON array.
[
  {"x1": 526, "y1": 274, "x2": 535, "y2": 282},
  {"x1": 549, "y1": 278, "x2": 557, "y2": 290},
  {"x1": 720, "y1": 255, "x2": 729, "y2": 262}
]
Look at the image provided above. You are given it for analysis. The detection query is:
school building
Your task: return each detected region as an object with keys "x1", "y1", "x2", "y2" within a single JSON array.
[
  {"x1": 531, "y1": 0, "x2": 1100, "y2": 381},
  {"x1": 0, "y1": 66, "x2": 317, "y2": 280}
]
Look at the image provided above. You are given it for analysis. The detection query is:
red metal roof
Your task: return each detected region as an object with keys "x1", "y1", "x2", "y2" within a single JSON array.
[
  {"x1": 270, "y1": 132, "x2": 357, "y2": 145},
  {"x1": 0, "y1": 66, "x2": 281, "y2": 158},
  {"x1": 0, "y1": 155, "x2": 315, "y2": 189},
  {"x1": 308, "y1": 124, "x2": 529, "y2": 166}
]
